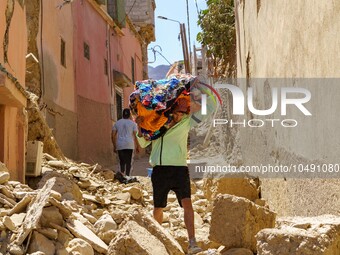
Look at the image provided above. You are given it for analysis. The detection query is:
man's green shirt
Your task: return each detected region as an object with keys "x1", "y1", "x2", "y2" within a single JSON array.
[{"x1": 137, "y1": 116, "x2": 190, "y2": 167}]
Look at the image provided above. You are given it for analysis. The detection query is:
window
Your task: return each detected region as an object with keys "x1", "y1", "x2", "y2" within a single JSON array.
[
  {"x1": 60, "y1": 38, "x2": 66, "y2": 67},
  {"x1": 84, "y1": 42, "x2": 90, "y2": 60},
  {"x1": 131, "y1": 57, "x2": 135, "y2": 84},
  {"x1": 104, "y1": 59, "x2": 108, "y2": 75},
  {"x1": 116, "y1": 93, "x2": 122, "y2": 120}
]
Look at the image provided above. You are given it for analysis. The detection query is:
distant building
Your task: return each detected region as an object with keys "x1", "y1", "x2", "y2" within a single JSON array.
[{"x1": 24, "y1": 0, "x2": 154, "y2": 166}]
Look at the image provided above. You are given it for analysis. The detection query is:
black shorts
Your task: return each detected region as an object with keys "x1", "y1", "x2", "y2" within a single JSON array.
[{"x1": 151, "y1": 165, "x2": 191, "y2": 208}]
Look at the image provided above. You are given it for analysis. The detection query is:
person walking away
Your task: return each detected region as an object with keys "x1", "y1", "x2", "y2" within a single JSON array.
[
  {"x1": 112, "y1": 108, "x2": 139, "y2": 176},
  {"x1": 135, "y1": 98, "x2": 202, "y2": 254}
]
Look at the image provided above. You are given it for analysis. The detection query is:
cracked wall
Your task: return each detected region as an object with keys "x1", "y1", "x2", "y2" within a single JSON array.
[
  {"x1": 235, "y1": 0, "x2": 340, "y2": 216},
  {"x1": 25, "y1": 0, "x2": 42, "y2": 97}
]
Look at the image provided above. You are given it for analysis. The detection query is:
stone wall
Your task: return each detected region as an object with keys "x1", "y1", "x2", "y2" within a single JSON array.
[{"x1": 234, "y1": 0, "x2": 340, "y2": 216}]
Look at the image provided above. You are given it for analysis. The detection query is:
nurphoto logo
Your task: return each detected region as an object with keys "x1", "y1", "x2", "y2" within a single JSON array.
[{"x1": 202, "y1": 83, "x2": 312, "y2": 128}]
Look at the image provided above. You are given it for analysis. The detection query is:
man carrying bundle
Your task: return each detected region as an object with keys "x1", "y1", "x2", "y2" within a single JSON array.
[{"x1": 135, "y1": 98, "x2": 203, "y2": 254}]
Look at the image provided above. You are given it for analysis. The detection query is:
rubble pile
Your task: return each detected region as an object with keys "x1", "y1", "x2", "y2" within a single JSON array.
[
  {"x1": 0, "y1": 155, "x2": 218, "y2": 255},
  {"x1": 1, "y1": 157, "x2": 340, "y2": 255}
]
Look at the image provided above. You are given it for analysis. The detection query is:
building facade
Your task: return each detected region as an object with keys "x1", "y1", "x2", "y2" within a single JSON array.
[
  {"x1": 0, "y1": 0, "x2": 27, "y2": 182},
  {"x1": 25, "y1": 0, "x2": 152, "y2": 167}
]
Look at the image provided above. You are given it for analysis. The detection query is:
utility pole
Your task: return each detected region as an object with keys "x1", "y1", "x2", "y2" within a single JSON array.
[
  {"x1": 180, "y1": 23, "x2": 190, "y2": 73},
  {"x1": 157, "y1": 16, "x2": 190, "y2": 73}
]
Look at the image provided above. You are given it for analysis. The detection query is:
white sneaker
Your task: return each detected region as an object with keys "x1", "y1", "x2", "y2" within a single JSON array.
[{"x1": 187, "y1": 243, "x2": 202, "y2": 254}]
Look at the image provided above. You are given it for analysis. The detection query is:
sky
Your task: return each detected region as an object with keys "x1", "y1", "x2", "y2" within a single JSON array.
[{"x1": 148, "y1": 0, "x2": 207, "y2": 67}]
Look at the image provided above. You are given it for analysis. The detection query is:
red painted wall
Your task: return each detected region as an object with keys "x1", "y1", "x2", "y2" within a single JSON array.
[
  {"x1": 73, "y1": 1, "x2": 113, "y2": 166},
  {"x1": 74, "y1": 0, "x2": 111, "y2": 104},
  {"x1": 110, "y1": 23, "x2": 143, "y2": 108}
]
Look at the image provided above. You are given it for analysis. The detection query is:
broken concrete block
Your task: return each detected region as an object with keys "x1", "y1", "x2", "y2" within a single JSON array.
[
  {"x1": 110, "y1": 209, "x2": 130, "y2": 224},
  {"x1": 66, "y1": 238, "x2": 94, "y2": 255},
  {"x1": 0, "y1": 171, "x2": 10, "y2": 184},
  {"x1": 203, "y1": 178, "x2": 259, "y2": 202},
  {"x1": 47, "y1": 197, "x2": 72, "y2": 219},
  {"x1": 27, "y1": 231, "x2": 56, "y2": 255},
  {"x1": 50, "y1": 222, "x2": 73, "y2": 244},
  {"x1": 8, "y1": 194, "x2": 33, "y2": 216},
  {"x1": 108, "y1": 220, "x2": 169, "y2": 255},
  {"x1": 3, "y1": 215, "x2": 16, "y2": 231},
  {"x1": 0, "y1": 193, "x2": 15, "y2": 208},
  {"x1": 94, "y1": 214, "x2": 118, "y2": 244},
  {"x1": 66, "y1": 219, "x2": 108, "y2": 254},
  {"x1": 83, "y1": 212, "x2": 98, "y2": 224},
  {"x1": 115, "y1": 192, "x2": 131, "y2": 203},
  {"x1": 0, "y1": 185, "x2": 15, "y2": 200},
  {"x1": 256, "y1": 215, "x2": 340, "y2": 255},
  {"x1": 40, "y1": 206, "x2": 64, "y2": 228},
  {"x1": 122, "y1": 186, "x2": 143, "y2": 200},
  {"x1": 10, "y1": 213, "x2": 26, "y2": 228},
  {"x1": 83, "y1": 193, "x2": 110, "y2": 205},
  {"x1": 8, "y1": 244, "x2": 24, "y2": 255},
  {"x1": 15, "y1": 177, "x2": 57, "y2": 245},
  {"x1": 47, "y1": 160, "x2": 66, "y2": 169},
  {"x1": 38, "y1": 174, "x2": 83, "y2": 204},
  {"x1": 133, "y1": 210, "x2": 184, "y2": 255},
  {"x1": 209, "y1": 194, "x2": 276, "y2": 252},
  {"x1": 41, "y1": 166, "x2": 54, "y2": 175},
  {"x1": 194, "y1": 212, "x2": 204, "y2": 229},
  {"x1": 50, "y1": 190, "x2": 62, "y2": 201},
  {"x1": 101, "y1": 169, "x2": 114, "y2": 180}
]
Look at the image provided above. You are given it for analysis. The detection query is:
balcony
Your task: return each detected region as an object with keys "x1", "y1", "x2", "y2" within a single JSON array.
[{"x1": 0, "y1": 72, "x2": 27, "y2": 108}]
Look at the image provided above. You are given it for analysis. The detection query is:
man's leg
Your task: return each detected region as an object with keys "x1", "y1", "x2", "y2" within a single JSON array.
[
  {"x1": 181, "y1": 198, "x2": 195, "y2": 239},
  {"x1": 151, "y1": 166, "x2": 169, "y2": 224},
  {"x1": 117, "y1": 150, "x2": 125, "y2": 174},
  {"x1": 153, "y1": 207, "x2": 163, "y2": 224},
  {"x1": 125, "y1": 149, "x2": 133, "y2": 176}
]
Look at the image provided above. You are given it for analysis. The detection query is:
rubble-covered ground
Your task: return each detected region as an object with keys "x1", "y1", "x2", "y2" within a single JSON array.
[{"x1": 1, "y1": 153, "x2": 340, "y2": 255}]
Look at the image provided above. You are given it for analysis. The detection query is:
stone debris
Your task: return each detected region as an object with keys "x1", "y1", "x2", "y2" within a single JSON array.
[
  {"x1": 209, "y1": 194, "x2": 276, "y2": 252},
  {"x1": 66, "y1": 238, "x2": 94, "y2": 255},
  {"x1": 94, "y1": 214, "x2": 118, "y2": 244},
  {"x1": 256, "y1": 215, "x2": 340, "y2": 255},
  {"x1": 108, "y1": 220, "x2": 169, "y2": 255},
  {"x1": 203, "y1": 177, "x2": 260, "y2": 202},
  {"x1": 27, "y1": 231, "x2": 56, "y2": 255},
  {"x1": 15, "y1": 177, "x2": 58, "y2": 245},
  {"x1": 0, "y1": 172, "x2": 10, "y2": 185},
  {"x1": 132, "y1": 209, "x2": 185, "y2": 255},
  {"x1": 66, "y1": 219, "x2": 108, "y2": 254},
  {"x1": 0, "y1": 156, "x2": 338, "y2": 255}
]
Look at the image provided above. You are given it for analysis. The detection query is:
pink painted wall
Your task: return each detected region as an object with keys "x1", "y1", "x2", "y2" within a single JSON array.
[
  {"x1": 39, "y1": 1, "x2": 78, "y2": 159},
  {"x1": 73, "y1": 0, "x2": 111, "y2": 104},
  {"x1": 0, "y1": 1, "x2": 27, "y2": 85},
  {"x1": 0, "y1": 1, "x2": 27, "y2": 182},
  {"x1": 73, "y1": 0, "x2": 113, "y2": 166},
  {"x1": 41, "y1": 0, "x2": 75, "y2": 111},
  {"x1": 0, "y1": 107, "x2": 25, "y2": 181},
  {"x1": 110, "y1": 23, "x2": 143, "y2": 108}
]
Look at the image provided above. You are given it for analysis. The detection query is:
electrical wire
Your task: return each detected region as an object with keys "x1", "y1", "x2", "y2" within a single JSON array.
[
  {"x1": 195, "y1": 0, "x2": 200, "y2": 15},
  {"x1": 148, "y1": 46, "x2": 172, "y2": 65},
  {"x1": 186, "y1": 0, "x2": 191, "y2": 54}
]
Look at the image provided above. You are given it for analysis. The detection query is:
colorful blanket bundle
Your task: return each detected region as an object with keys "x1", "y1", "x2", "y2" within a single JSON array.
[{"x1": 129, "y1": 74, "x2": 219, "y2": 141}]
